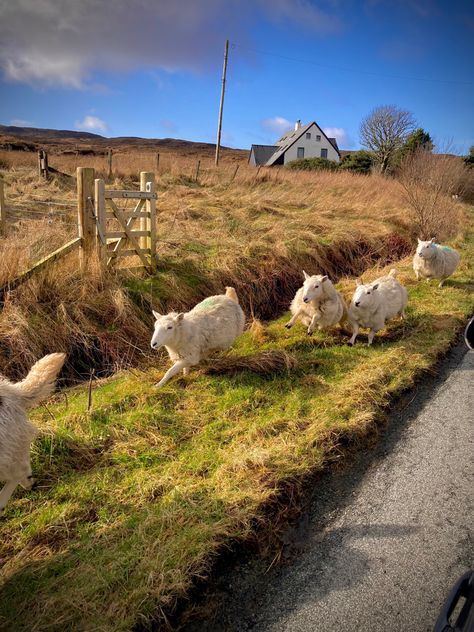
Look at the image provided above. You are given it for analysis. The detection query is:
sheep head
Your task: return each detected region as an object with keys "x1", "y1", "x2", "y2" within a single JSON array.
[
  {"x1": 416, "y1": 238, "x2": 436, "y2": 259},
  {"x1": 302, "y1": 271, "x2": 329, "y2": 304},
  {"x1": 151, "y1": 311, "x2": 184, "y2": 349},
  {"x1": 351, "y1": 282, "x2": 379, "y2": 310}
]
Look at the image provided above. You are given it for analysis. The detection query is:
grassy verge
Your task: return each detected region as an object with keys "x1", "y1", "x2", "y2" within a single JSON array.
[{"x1": 1, "y1": 225, "x2": 473, "y2": 631}]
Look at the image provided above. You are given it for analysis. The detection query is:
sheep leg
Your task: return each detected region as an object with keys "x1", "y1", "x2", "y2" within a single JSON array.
[
  {"x1": 0, "y1": 481, "x2": 18, "y2": 514},
  {"x1": 415, "y1": 270, "x2": 420, "y2": 281},
  {"x1": 438, "y1": 278, "x2": 446, "y2": 288},
  {"x1": 285, "y1": 308, "x2": 305, "y2": 329},
  {"x1": 348, "y1": 322, "x2": 359, "y2": 346},
  {"x1": 155, "y1": 359, "x2": 190, "y2": 388},
  {"x1": 307, "y1": 313, "x2": 321, "y2": 335},
  {"x1": 183, "y1": 367, "x2": 189, "y2": 376},
  {"x1": 367, "y1": 329, "x2": 377, "y2": 346}
]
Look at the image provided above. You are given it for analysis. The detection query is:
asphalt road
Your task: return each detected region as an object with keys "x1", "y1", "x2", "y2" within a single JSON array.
[{"x1": 184, "y1": 341, "x2": 474, "y2": 632}]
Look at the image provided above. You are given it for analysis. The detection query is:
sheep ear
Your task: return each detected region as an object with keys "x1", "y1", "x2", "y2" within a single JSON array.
[
  {"x1": 356, "y1": 278, "x2": 362, "y2": 286},
  {"x1": 303, "y1": 270, "x2": 310, "y2": 280},
  {"x1": 176, "y1": 313, "x2": 185, "y2": 322},
  {"x1": 152, "y1": 310, "x2": 161, "y2": 320},
  {"x1": 417, "y1": 238, "x2": 422, "y2": 244},
  {"x1": 372, "y1": 283, "x2": 379, "y2": 291},
  {"x1": 430, "y1": 238, "x2": 435, "y2": 243},
  {"x1": 321, "y1": 275, "x2": 328, "y2": 282}
]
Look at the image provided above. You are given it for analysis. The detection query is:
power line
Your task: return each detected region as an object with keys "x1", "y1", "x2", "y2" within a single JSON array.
[{"x1": 231, "y1": 43, "x2": 474, "y2": 86}]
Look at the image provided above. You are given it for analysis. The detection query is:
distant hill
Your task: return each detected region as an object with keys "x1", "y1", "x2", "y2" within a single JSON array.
[
  {"x1": 0, "y1": 125, "x2": 104, "y2": 141},
  {"x1": 0, "y1": 124, "x2": 246, "y2": 160}
]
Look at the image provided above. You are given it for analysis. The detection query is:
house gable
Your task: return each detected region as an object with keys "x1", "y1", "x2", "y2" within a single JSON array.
[{"x1": 265, "y1": 121, "x2": 341, "y2": 166}]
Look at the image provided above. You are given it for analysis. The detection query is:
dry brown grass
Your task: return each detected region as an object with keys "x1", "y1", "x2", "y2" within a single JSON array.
[
  {"x1": 0, "y1": 154, "x2": 468, "y2": 381},
  {"x1": 202, "y1": 349, "x2": 298, "y2": 376},
  {"x1": 0, "y1": 252, "x2": 151, "y2": 382}
]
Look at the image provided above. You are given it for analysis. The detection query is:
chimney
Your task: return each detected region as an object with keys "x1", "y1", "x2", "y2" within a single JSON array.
[{"x1": 294, "y1": 119, "x2": 301, "y2": 131}]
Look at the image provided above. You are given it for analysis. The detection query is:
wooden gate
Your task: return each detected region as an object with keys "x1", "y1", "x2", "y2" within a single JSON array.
[{"x1": 94, "y1": 171, "x2": 157, "y2": 273}]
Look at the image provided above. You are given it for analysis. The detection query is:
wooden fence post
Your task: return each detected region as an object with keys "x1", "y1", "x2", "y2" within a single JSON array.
[
  {"x1": 107, "y1": 149, "x2": 113, "y2": 179},
  {"x1": 0, "y1": 175, "x2": 5, "y2": 236},
  {"x1": 140, "y1": 171, "x2": 156, "y2": 273},
  {"x1": 77, "y1": 167, "x2": 96, "y2": 267},
  {"x1": 156, "y1": 152, "x2": 160, "y2": 172},
  {"x1": 195, "y1": 159, "x2": 201, "y2": 182},
  {"x1": 38, "y1": 150, "x2": 49, "y2": 179},
  {"x1": 230, "y1": 164, "x2": 240, "y2": 183},
  {"x1": 94, "y1": 178, "x2": 106, "y2": 259}
]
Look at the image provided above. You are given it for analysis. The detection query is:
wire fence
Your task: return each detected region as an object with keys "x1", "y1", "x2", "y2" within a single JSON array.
[{"x1": 4, "y1": 197, "x2": 78, "y2": 228}]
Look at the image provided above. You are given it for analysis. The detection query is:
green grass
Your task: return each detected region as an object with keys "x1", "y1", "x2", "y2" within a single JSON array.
[{"x1": 1, "y1": 229, "x2": 473, "y2": 631}]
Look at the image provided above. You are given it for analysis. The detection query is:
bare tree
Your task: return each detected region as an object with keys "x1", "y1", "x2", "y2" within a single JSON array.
[
  {"x1": 360, "y1": 105, "x2": 416, "y2": 174},
  {"x1": 398, "y1": 148, "x2": 466, "y2": 240}
]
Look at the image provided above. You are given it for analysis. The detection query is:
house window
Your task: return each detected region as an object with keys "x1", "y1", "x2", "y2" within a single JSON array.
[
  {"x1": 316, "y1": 135, "x2": 321, "y2": 141},
  {"x1": 306, "y1": 132, "x2": 311, "y2": 139},
  {"x1": 321, "y1": 148, "x2": 328, "y2": 158},
  {"x1": 297, "y1": 147, "x2": 305, "y2": 159}
]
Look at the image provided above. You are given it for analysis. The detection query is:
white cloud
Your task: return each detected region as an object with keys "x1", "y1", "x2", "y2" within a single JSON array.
[
  {"x1": 261, "y1": 116, "x2": 294, "y2": 136},
  {"x1": 75, "y1": 116, "x2": 109, "y2": 132},
  {"x1": 9, "y1": 118, "x2": 34, "y2": 127},
  {"x1": 0, "y1": 0, "x2": 342, "y2": 89},
  {"x1": 323, "y1": 127, "x2": 353, "y2": 148}
]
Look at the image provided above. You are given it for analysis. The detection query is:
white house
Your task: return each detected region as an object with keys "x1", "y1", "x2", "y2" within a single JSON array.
[{"x1": 249, "y1": 120, "x2": 341, "y2": 167}]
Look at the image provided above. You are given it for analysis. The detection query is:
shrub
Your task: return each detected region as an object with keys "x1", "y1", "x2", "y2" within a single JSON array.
[
  {"x1": 339, "y1": 151, "x2": 373, "y2": 174},
  {"x1": 398, "y1": 148, "x2": 466, "y2": 239},
  {"x1": 464, "y1": 146, "x2": 474, "y2": 168},
  {"x1": 287, "y1": 157, "x2": 339, "y2": 171}
]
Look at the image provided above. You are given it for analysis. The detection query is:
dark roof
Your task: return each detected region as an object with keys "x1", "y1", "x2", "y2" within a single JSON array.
[
  {"x1": 266, "y1": 122, "x2": 314, "y2": 166},
  {"x1": 328, "y1": 137, "x2": 339, "y2": 151},
  {"x1": 249, "y1": 144, "x2": 278, "y2": 166}
]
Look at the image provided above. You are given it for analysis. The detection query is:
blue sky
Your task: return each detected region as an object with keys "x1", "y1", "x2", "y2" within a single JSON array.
[{"x1": 1, "y1": 0, "x2": 473, "y2": 153}]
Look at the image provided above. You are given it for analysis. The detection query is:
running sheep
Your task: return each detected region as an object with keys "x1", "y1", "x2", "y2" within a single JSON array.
[
  {"x1": 0, "y1": 353, "x2": 65, "y2": 515},
  {"x1": 285, "y1": 271, "x2": 347, "y2": 334},
  {"x1": 413, "y1": 238, "x2": 460, "y2": 288},
  {"x1": 348, "y1": 269, "x2": 407, "y2": 346},
  {"x1": 151, "y1": 287, "x2": 245, "y2": 387}
]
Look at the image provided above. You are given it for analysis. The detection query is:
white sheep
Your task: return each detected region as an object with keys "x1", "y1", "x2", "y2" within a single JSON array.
[
  {"x1": 285, "y1": 271, "x2": 347, "y2": 334},
  {"x1": 151, "y1": 287, "x2": 245, "y2": 387},
  {"x1": 348, "y1": 269, "x2": 408, "y2": 346},
  {"x1": 413, "y1": 238, "x2": 460, "y2": 288},
  {"x1": 0, "y1": 353, "x2": 65, "y2": 515}
]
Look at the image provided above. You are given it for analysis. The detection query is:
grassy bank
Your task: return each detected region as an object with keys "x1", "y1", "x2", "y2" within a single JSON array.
[
  {"x1": 0, "y1": 165, "x2": 421, "y2": 381},
  {"x1": 1, "y1": 223, "x2": 473, "y2": 631}
]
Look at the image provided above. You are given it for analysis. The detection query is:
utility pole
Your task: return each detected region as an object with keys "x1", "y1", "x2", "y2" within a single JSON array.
[{"x1": 215, "y1": 39, "x2": 229, "y2": 166}]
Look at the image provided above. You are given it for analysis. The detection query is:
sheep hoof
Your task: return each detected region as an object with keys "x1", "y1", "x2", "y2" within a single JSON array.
[
  {"x1": 307, "y1": 329, "x2": 313, "y2": 336},
  {"x1": 285, "y1": 323, "x2": 292, "y2": 329}
]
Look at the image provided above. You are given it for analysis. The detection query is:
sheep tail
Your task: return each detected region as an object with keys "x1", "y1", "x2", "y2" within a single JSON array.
[
  {"x1": 388, "y1": 269, "x2": 398, "y2": 278},
  {"x1": 14, "y1": 353, "x2": 66, "y2": 409},
  {"x1": 225, "y1": 286, "x2": 239, "y2": 304}
]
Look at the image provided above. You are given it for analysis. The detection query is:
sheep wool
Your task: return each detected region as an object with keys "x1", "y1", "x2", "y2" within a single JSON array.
[
  {"x1": 348, "y1": 269, "x2": 407, "y2": 346},
  {"x1": 0, "y1": 353, "x2": 66, "y2": 514},
  {"x1": 413, "y1": 239, "x2": 460, "y2": 287},
  {"x1": 286, "y1": 271, "x2": 347, "y2": 334},
  {"x1": 151, "y1": 287, "x2": 245, "y2": 387}
]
